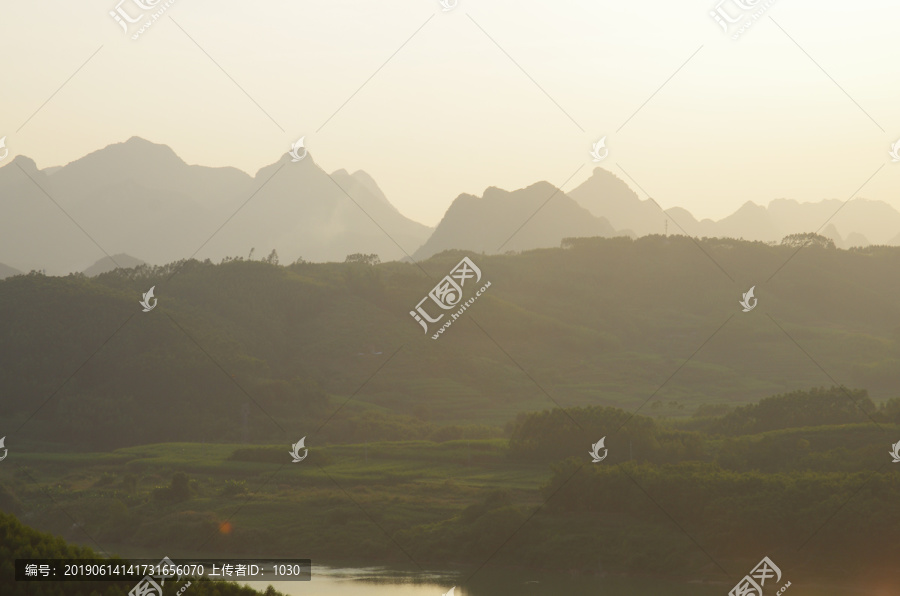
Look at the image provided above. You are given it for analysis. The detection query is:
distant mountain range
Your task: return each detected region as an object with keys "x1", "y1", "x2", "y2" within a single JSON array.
[
  {"x1": 568, "y1": 168, "x2": 900, "y2": 248},
  {"x1": 1, "y1": 139, "x2": 898, "y2": 275},
  {"x1": 0, "y1": 137, "x2": 430, "y2": 275}
]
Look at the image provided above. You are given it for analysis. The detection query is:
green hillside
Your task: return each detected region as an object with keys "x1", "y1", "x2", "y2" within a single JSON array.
[
  {"x1": 1, "y1": 236, "x2": 899, "y2": 450},
  {"x1": 1, "y1": 388, "x2": 899, "y2": 585}
]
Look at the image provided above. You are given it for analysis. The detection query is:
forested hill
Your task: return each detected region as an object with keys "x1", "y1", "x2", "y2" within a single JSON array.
[{"x1": 1, "y1": 235, "x2": 899, "y2": 449}]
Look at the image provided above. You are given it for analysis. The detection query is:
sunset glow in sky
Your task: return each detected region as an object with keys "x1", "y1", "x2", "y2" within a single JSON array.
[{"x1": 2, "y1": 0, "x2": 898, "y2": 226}]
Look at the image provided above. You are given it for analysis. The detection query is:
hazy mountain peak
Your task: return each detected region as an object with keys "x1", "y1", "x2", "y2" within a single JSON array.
[
  {"x1": 481, "y1": 181, "x2": 558, "y2": 201},
  {"x1": 6, "y1": 155, "x2": 38, "y2": 172},
  {"x1": 51, "y1": 137, "x2": 187, "y2": 185},
  {"x1": 665, "y1": 206, "x2": 696, "y2": 222},
  {"x1": 579, "y1": 167, "x2": 641, "y2": 196},
  {"x1": 124, "y1": 135, "x2": 162, "y2": 146},
  {"x1": 350, "y1": 169, "x2": 381, "y2": 188},
  {"x1": 413, "y1": 182, "x2": 616, "y2": 259},
  {"x1": 587, "y1": 166, "x2": 637, "y2": 185},
  {"x1": 106, "y1": 136, "x2": 180, "y2": 161},
  {"x1": 351, "y1": 170, "x2": 391, "y2": 205},
  {"x1": 84, "y1": 253, "x2": 147, "y2": 277},
  {"x1": 326, "y1": 167, "x2": 411, "y2": 220},
  {"x1": 257, "y1": 150, "x2": 318, "y2": 177},
  {"x1": 481, "y1": 185, "x2": 504, "y2": 199},
  {"x1": 735, "y1": 201, "x2": 764, "y2": 212},
  {"x1": 523, "y1": 180, "x2": 559, "y2": 195},
  {"x1": 567, "y1": 167, "x2": 661, "y2": 236}
]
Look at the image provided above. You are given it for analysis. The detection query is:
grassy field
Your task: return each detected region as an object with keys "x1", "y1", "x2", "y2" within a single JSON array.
[
  {"x1": 1, "y1": 438, "x2": 546, "y2": 565},
  {"x1": 3, "y1": 402, "x2": 898, "y2": 584}
]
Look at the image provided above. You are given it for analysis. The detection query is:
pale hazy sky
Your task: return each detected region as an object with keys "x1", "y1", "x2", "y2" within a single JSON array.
[{"x1": 2, "y1": 1, "x2": 898, "y2": 227}]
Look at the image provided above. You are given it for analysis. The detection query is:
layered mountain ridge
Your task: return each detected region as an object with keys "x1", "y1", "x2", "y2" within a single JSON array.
[{"x1": 1, "y1": 139, "x2": 898, "y2": 275}]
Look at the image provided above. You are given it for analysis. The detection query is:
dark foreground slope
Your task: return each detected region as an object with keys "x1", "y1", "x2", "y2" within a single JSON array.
[{"x1": 0, "y1": 511, "x2": 284, "y2": 596}]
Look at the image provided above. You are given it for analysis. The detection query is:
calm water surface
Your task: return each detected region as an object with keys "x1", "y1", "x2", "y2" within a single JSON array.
[
  {"x1": 102, "y1": 545, "x2": 884, "y2": 596},
  {"x1": 238, "y1": 566, "x2": 888, "y2": 596},
  {"x1": 239, "y1": 566, "x2": 727, "y2": 596}
]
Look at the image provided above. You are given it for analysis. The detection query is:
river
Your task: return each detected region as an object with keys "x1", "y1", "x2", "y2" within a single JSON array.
[
  {"x1": 100, "y1": 544, "x2": 884, "y2": 596},
  {"x1": 237, "y1": 565, "x2": 731, "y2": 596},
  {"x1": 236, "y1": 565, "x2": 890, "y2": 596}
]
